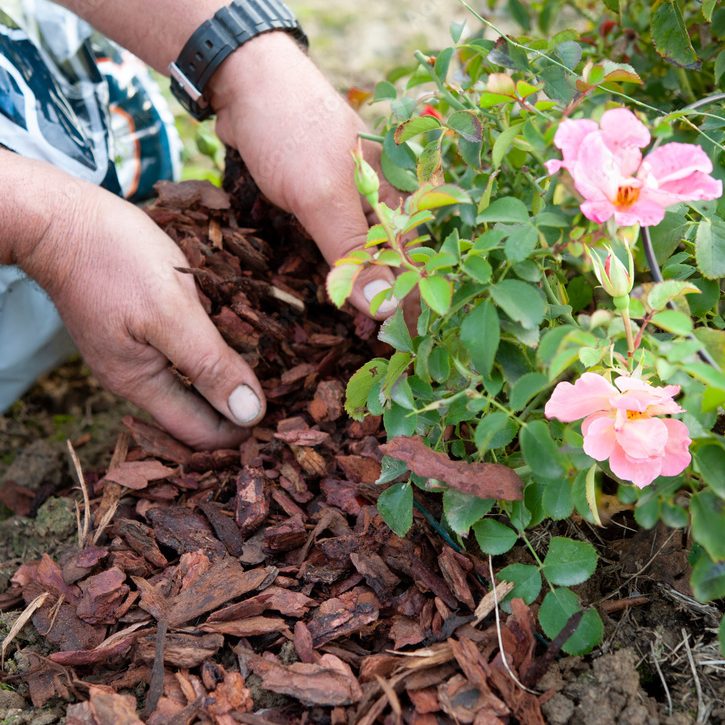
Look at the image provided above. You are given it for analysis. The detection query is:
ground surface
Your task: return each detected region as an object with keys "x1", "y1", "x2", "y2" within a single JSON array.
[{"x1": 1, "y1": 3, "x2": 724, "y2": 724}]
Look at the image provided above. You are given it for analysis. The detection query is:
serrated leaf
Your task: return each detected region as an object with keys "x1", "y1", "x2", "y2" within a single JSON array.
[
  {"x1": 509, "y1": 372, "x2": 549, "y2": 411},
  {"x1": 479, "y1": 91, "x2": 516, "y2": 108},
  {"x1": 490, "y1": 279, "x2": 545, "y2": 330},
  {"x1": 462, "y1": 255, "x2": 493, "y2": 284},
  {"x1": 651, "y1": 0, "x2": 700, "y2": 69},
  {"x1": 377, "y1": 455, "x2": 409, "y2": 484},
  {"x1": 474, "y1": 519, "x2": 518, "y2": 555},
  {"x1": 542, "y1": 537, "x2": 598, "y2": 586},
  {"x1": 377, "y1": 482, "x2": 413, "y2": 537},
  {"x1": 690, "y1": 552, "x2": 725, "y2": 602},
  {"x1": 394, "y1": 115, "x2": 442, "y2": 144},
  {"x1": 541, "y1": 476, "x2": 575, "y2": 521},
  {"x1": 695, "y1": 217, "x2": 725, "y2": 280},
  {"x1": 694, "y1": 442, "x2": 725, "y2": 499},
  {"x1": 539, "y1": 589, "x2": 604, "y2": 655},
  {"x1": 392, "y1": 270, "x2": 421, "y2": 299},
  {"x1": 417, "y1": 139, "x2": 443, "y2": 184},
  {"x1": 413, "y1": 184, "x2": 471, "y2": 210},
  {"x1": 378, "y1": 308, "x2": 414, "y2": 353},
  {"x1": 691, "y1": 490, "x2": 725, "y2": 561},
  {"x1": 326, "y1": 264, "x2": 360, "y2": 307},
  {"x1": 419, "y1": 276, "x2": 453, "y2": 315},
  {"x1": 447, "y1": 110, "x2": 483, "y2": 142},
  {"x1": 373, "y1": 81, "x2": 397, "y2": 101},
  {"x1": 345, "y1": 358, "x2": 388, "y2": 420},
  {"x1": 478, "y1": 197, "x2": 529, "y2": 224},
  {"x1": 504, "y1": 224, "x2": 538, "y2": 263},
  {"x1": 651, "y1": 309, "x2": 693, "y2": 335},
  {"x1": 647, "y1": 280, "x2": 701, "y2": 311},
  {"x1": 475, "y1": 412, "x2": 517, "y2": 453},
  {"x1": 498, "y1": 563, "x2": 542, "y2": 605},
  {"x1": 443, "y1": 490, "x2": 494, "y2": 535},
  {"x1": 461, "y1": 299, "x2": 500, "y2": 376},
  {"x1": 492, "y1": 124, "x2": 523, "y2": 168}
]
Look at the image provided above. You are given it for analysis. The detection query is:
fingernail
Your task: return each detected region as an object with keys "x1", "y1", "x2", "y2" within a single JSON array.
[
  {"x1": 228, "y1": 384, "x2": 261, "y2": 426},
  {"x1": 364, "y1": 279, "x2": 398, "y2": 315}
]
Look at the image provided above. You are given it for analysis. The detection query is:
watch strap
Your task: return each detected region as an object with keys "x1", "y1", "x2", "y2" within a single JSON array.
[{"x1": 170, "y1": 0, "x2": 307, "y2": 120}]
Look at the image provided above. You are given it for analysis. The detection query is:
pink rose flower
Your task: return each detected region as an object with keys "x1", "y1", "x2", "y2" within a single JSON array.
[
  {"x1": 545, "y1": 372, "x2": 692, "y2": 488},
  {"x1": 546, "y1": 108, "x2": 722, "y2": 227}
]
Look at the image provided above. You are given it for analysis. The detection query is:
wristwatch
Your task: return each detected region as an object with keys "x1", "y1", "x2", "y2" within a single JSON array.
[{"x1": 169, "y1": 0, "x2": 308, "y2": 121}]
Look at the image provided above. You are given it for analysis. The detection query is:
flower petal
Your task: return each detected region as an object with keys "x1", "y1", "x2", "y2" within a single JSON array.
[
  {"x1": 581, "y1": 413, "x2": 616, "y2": 461},
  {"x1": 580, "y1": 199, "x2": 616, "y2": 223},
  {"x1": 615, "y1": 417, "x2": 669, "y2": 460},
  {"x1": 659, "y1": 418, "x2": 692, "y2": 477},
  {"x1": 545, "y1": 372, "x2": 616, "y2": 422},
  {"x1": 599, "y1": 108, "x2": 650, "y2": 176},
  {"x1": 552, "y1": 119, "x2": 599, "y2": 165},
  {"x1": 608, "y1": 445, "x2": 662, "y2": 488},
  {"x1": 612, "y1": 196, "x2": 666, "y2": 227},
  {"x1": 570, "y1": 132, "x2": 622, "y2": 203}
]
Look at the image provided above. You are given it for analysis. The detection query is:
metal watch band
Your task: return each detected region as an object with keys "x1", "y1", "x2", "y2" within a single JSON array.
[{"x1": 170, "y1": 0, "x2": 308, "y2": 121}]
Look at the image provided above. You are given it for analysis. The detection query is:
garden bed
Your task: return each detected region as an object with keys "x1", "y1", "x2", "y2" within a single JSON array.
[{"x1": 0, "y1": 164, "x2": 722, "y2": 724}]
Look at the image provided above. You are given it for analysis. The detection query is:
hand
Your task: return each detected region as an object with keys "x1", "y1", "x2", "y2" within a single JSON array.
[
  {"x1": 211, "y1": 33, "x2": 401, "y2": 318},
  {"x1": 21, "y1": 177, "x2": 265, "y2": 449}
]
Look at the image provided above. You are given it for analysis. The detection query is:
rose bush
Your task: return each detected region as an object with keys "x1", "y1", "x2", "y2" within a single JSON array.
[{"x1": 329, "y1": 0, "x2": 725, "y2": 655}]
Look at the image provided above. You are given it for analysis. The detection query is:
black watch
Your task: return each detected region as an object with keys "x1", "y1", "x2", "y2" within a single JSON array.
[{"x1": 169, "y1": 0, "x2": 308, "y2": 121}]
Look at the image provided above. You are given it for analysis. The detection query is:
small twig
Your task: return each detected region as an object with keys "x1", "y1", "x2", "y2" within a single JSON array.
[
  {"x1": 523, "y1": 610, "x2": 583, "y2": 688},
  {"x1": 599, "y1": 596, "x2": 650, "y2": 615},
  {"x1": 650, "y1": 640, "x2": 673, "y2": 716},
  {"x1": 488, "y1": 555, "x2": 540, "y2": 695},
  {"x1": 142, "y1": 619, "x2": 168, "y2": 719},
  {"x1": 681, "y1": 628, "x2": 709, "y2": 725},
  {"x1": 67, "y1": 440, "x2": 91, "y2": 547}
]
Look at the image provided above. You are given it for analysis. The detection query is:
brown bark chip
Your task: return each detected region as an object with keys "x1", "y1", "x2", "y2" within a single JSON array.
[
  {"x1": 380, "y1": 435, "x2": 523, "y2": 500},
  {"x1": 235, "y1": 466, "x2": 269, "y2": 536}
]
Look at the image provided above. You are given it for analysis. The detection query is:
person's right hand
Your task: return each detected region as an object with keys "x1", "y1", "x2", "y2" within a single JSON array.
[{"x1": 16, "y1": 163, "x2": 265, "y2": 449}]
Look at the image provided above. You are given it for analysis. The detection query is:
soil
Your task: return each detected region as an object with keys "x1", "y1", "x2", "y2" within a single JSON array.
[{"x1": 1, "y1": 7, "x2": 724, "y2": 724}]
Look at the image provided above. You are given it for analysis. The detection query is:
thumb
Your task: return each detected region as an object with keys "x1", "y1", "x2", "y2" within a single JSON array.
[{"x1": 148, "y1": 302, "x2": 267, "y2": 428}]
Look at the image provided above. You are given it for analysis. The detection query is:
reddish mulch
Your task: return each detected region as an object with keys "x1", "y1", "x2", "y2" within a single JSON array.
[{"x1": 1, "y1": 154, "x2": 562, "y2": 724}]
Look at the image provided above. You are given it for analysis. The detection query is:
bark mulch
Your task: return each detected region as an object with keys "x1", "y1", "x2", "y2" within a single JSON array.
[{"x1": 1, "y1": 154, "x2": 561, "y2": 724}]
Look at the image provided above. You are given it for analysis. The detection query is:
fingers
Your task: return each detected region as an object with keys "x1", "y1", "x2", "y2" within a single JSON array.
[
  {"x1": 123, "y1": 361, "x2": 249, "y2": 450},
  {"x1": 146, "y1": 299, "x2": 267, "y2": 431}
]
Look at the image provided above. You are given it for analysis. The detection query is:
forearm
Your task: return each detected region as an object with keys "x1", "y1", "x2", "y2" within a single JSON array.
[{"x1": 53, "y1": 0, "x2": 233, "y2": 73}]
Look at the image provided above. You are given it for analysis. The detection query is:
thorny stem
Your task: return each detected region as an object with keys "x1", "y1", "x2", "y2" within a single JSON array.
[
  {"x1": 373, "y1": 201, "x2": 418, "y2": 274},
  {"x1": 617, "y1": 302, "x2": 637, "y2": 369},
  {"x1": 414, "y1": 50, "x2": 468, "y2": 111},
  {"x1": 632, "y1": 312, "x2": 653, "y2": 354}
]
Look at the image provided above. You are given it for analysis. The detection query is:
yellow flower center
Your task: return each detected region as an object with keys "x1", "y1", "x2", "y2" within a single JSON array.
[
  {"x1": 626, "y1": 410, "x2": 647, "y2": 420},
  {"x1": 615, "y1": 185, "x2": 641, "y2": 208}
]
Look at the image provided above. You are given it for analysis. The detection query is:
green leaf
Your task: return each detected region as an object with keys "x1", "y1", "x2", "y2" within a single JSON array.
[
  {"x1": 377, "y1": 455, "x2": 409, "y2": 484},
  {"x1": 419, "y1": 276, "x2": 453, "y2": 315},
  {"x1": 556, "y1": 41, "x2": 582, "y2": 70},
  {"x1": 690, "y1": 552, "x2": 725, "y2": 602},
  {"x1": 647, "y1": 280, "x2": 701, "y2": 311},
  {"x1": 509, "y1": 372, "x2": 549, "y2": 411},
  {"x1": 460, "y1": 299, "x2": 500, "y2": 376},
  {"x1": 443, "y1": 490, "x2": 494, "y2": 535},
  {"x1": 651, "y1": 310, "x2": 693, "y2": 336},
  {"x1": 690, "y1": 490, "x2": 725, "y2": 561},
  {"x1": 447, "y1": 110, "x2": 483, "y2": 142},
  {"x1": 345, "y1": 358, "x2": 388, "y2": 420},
  {"x1": 417, "y1": 139, "x2": 443, "y2": 184},
  {"x1": 475, "y1": 412, "x2": 518, "y2": 453},
  {"x1": 504, "y1": 224, "x2": 538, "y2": 263},
  {"x1": 498, "y1": 563, "x2": 542, "y2": 605},
  {"x1": 383, "y1": 351, "x2": 413, "y2": 397},
  {"x1": 542, "y1": 537, "x2": 598, "y2": 586},
  {"x1": 478, "y1": 197, "x2": 529, "y2": 224},
  {"x1": 720, "y1": 616, "x2": 725, "y2": 657},
  {"x1": 326, "y1": 264, "x2": 360, "y2": 308},
  {"x1": 413, "y1": 184, "x2": 471, "y2": 210},
  {"x1": 716, "y1": 50, "x2": 725, "y2": 82},
  {"x1": 520, "y1": 420, "x2": 565, "y2": 480},
  {"x1": 694, "y1": 328, "x2": 725, "y2": 369},
  {"x1": 462, "y1": 255, "x2": 493, "y2": 284},
  {"x1": 492, "y1": 123, "x2": 524, "y2": 168},
  {"x1": 378, "y1": 308, "x2": 413, "y2": 353},
  {"x1": 541, "y1": 477, "x2": 575, "y2": 521},
  {"x1": 651, "y1": 0, "x2": 700, "y2": 69},
  {"x1": 473, "y1": 518, "x2": 518, "y2": 555},
  {"x1": 490, "y1": 280, "x2": 545, "y2": 330},
  {"x1": 373, "y1": 81, "x2": 397, "y2": 101},
  {"x1": 695, "y1": 217, "x2": 725, "y2": 279},
  {"x1": 394, "y1": 115, "x2": 442, "y2": 143},
  {"x1": 694, "y1": 442, "x2": 725, "y2": 499},
  {"x1": 539, "y1": 589, "x2": 604, "y2": 655},
  {"x1": 381, "y1": 150, "x2": 419, "y2": 192},
  {"x1": 377, "y1": 482, "x2": 413, "y2": 537},
  {"x1": 703, "y1": 0, "x2": 716, "y2": 21},
  {"x1": 393, "y1": 270, "x2": 421, "y2": 300}
]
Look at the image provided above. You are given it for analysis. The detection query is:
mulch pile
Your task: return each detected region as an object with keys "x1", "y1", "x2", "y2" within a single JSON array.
[{"x1": 0, "y1": 153, "x2": 556, "y2": 724}]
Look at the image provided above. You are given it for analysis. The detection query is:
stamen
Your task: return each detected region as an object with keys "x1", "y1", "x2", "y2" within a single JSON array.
[{"x1": 615, "y1": 185, "x2": 641, "y2": 208}]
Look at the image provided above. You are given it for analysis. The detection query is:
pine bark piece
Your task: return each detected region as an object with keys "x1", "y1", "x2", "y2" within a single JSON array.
[
  {"x1": 212, "y1": 307, "x2": 261, "y2": 353},
  {"x1": 117, "y1": 519, "x2": 168, "y2": 569},
  {"x1": 380, "y1": 436, "x2": 523, "y2": 501},
  {"x1": 278, "y1": 462, "x2": 313, "y2": 504},
  {"x1": 248, "y1": 652, "x2": 363, "y2": 706},
  {"x1": 235, "y1": 467, "x2": 269, "y2": 536},
  {"x1": 308, "y1": 380, "x2": 345, "y2": 422},
  {"x1": 198, "y1": 501, "x2": 244, "y2": 558},
  {"x1": 148, "y1": 506, "x2": 226, "y2": 558},
  {"x1": 437, "y1": 547, "x2": 475, "y2": 610},
  {"x1": 207, "y1": 586, "x2": 314, "y2": 622},
  {"x1": 66, "y1": 686, "x2": 143, "y2": 725},
  {"x1": 136, "y1": 631, "x2": 224, "y2": 668},
  {"x1": 336, "y1": 455, "x2": 381, "y2": 484},
  {"x1": 306, "y1": 588, "x2": 379, "y2": 647},
  {"x1": 389, "y1": 616, "x2": 425, "y2": 649},
  {"x1": 121, "y1": 416, "x2": 193, "y2": 465},
  {"x1": 166, "y1": 559, "x2": 274, "y2": 627},
  {"x1": 104, "y1": 461, "x2": 176, "y2": 490},
  {"x1": 201, "y1": 616, "x2": 288, "y2": 637},
  {"x1": 76, "y1": 567, "x2": 130, "y2": 625},
  {"x1": 263, "y1": 515, "x2": 307, "y2": 553},
  {"x1": 349, "y1": 552, "x2": 400, "y2": 603}
]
